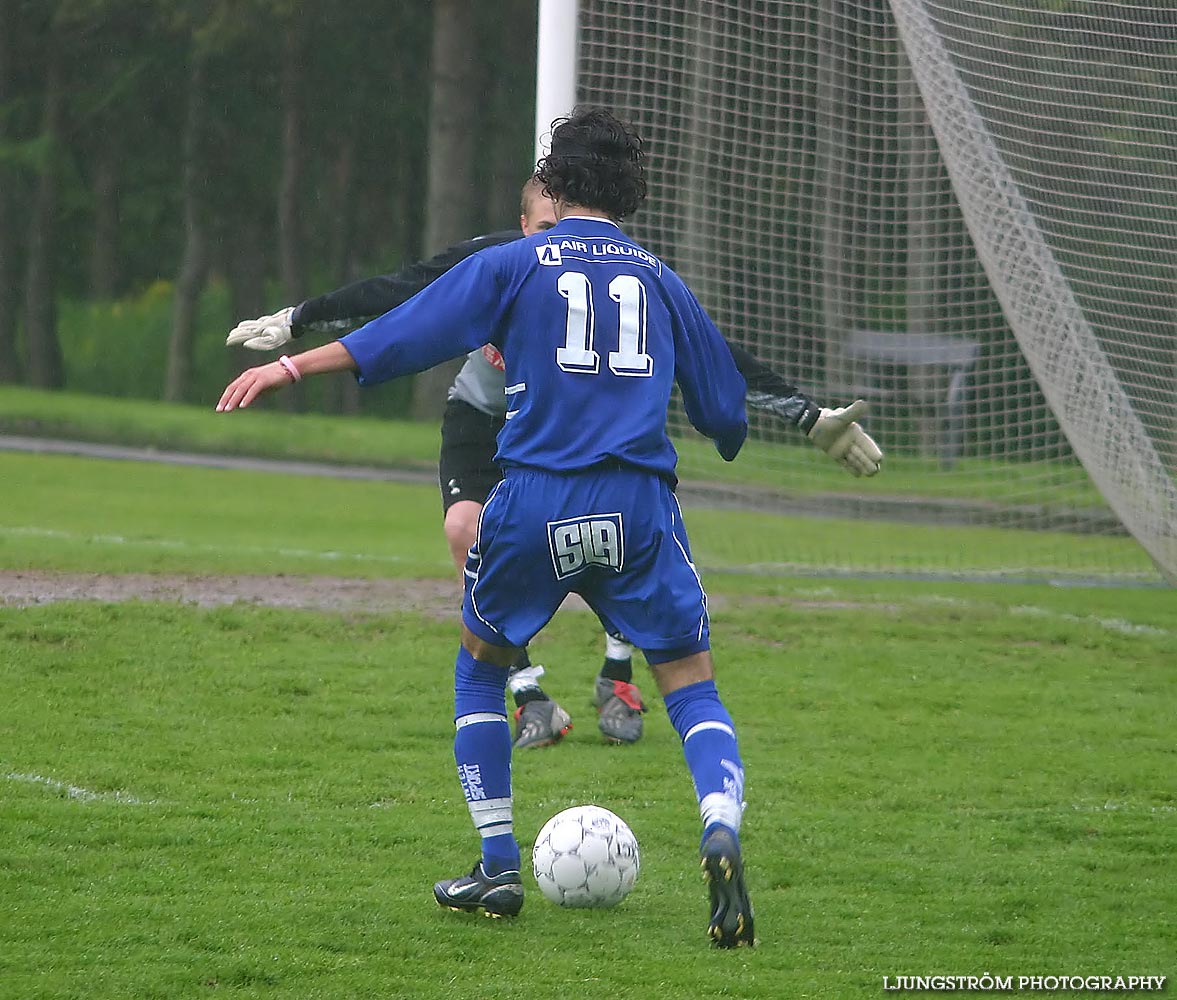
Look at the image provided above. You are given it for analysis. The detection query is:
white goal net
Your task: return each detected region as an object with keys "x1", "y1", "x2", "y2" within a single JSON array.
[{"x1": 571, "y1": 0, "x2": 1176, "y2": 584}]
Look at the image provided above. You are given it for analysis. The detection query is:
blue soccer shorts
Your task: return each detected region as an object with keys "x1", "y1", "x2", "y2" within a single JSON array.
[{"x1": 461, "y1": 466, "x2": 710, "y2": 664}]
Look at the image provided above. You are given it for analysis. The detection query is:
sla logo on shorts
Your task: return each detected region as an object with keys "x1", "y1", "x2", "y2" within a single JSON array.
[{"x1": 548, "y1": 513, "x2": 624, "y2": 579}]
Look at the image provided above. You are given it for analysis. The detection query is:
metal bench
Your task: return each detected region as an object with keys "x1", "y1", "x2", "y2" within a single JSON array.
[{"x1": 840, "y1": 329, "x2": 981, "y2": 469}]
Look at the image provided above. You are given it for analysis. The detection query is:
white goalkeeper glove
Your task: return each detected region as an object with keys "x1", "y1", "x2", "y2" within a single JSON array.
[
  {"x1": 807, "y1": 399, "x2": 884, "y2": 477},
  {"x1": 225, "y1": 305, "x2": 296, "y2": 351}
]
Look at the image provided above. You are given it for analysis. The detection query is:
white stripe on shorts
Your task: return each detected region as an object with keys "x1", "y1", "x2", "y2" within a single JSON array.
[{"x1": 669, "y1": 491, "x2": 709, "y2": 640}]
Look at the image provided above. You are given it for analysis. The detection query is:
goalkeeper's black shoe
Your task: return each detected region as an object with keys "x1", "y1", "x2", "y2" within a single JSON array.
[
  {"x1": 434, "y1": 862, "x2": 524, "y2": 918},
  {"x1": 513, "y1": 699, "x2": 573, "y2": 749},
  {"x1": 593, "y1": 676, "x2": 646, "y2": 744},
  {"x1": 700, "y1": 827, "x2": 755, "y2": 948}
]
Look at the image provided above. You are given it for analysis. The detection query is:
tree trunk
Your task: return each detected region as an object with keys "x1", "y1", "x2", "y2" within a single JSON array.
[
  {"x1": 411, "y1": 0, "x2": 479, "y2": 421},
  {"x1": 278, "y1": 13, "x2": 307, "y2": 305},
  {"x1": 900, "y1": 59, "x2": 937, "y2": 341},
  {"x1": 681, "y1": 8, "x2": 722, "y2": 315},
  {"x1": 323, "y1": 137, "x2": 361, "y2": 416},
  {"x1": 225, "y1": 214, "x2": 267, "y2": 381},
  {"x1": 226, "y1": 216, "x2": 267, "y2": 333},
  {"x1": 276, "y1": 13, "x2": 308, "y2": 413},
  {"x1": 328, "y1": 136, "x2": 357, "y2": 287},
  {"x1": 482, "y1": 0, "x2": 538, "y2": 227},
  {"x1": 23, "y1": 22, "x2": 65, "y2": 389},
  {"x1": 816, "y1": 3, "x2": 854, "y2": 393},
  {"x1": 88, "y1": 143, "x2": 120, "y2": 299},
  {"x1": 899, "y1": 51, "x2": 942, "y2": 460},
  {"x1": 164, "y1": 48, "x2": 209, "y2": 403},
  {"x1": 0, "y1": 0, "x2": 19, "y2": 382}
]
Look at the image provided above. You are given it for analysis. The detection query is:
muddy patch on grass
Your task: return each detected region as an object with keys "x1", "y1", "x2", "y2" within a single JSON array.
[{"x1": 0, "y1": 570, "x2": 466, "y2": 617}]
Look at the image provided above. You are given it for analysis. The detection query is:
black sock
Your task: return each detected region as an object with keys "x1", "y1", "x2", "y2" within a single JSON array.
[
  {"x1": 599, "y1": 657, "x2": 633, "y2": 683},
  {"x1": 514, "y1": 687, "x2": 549, "y2": 708}
]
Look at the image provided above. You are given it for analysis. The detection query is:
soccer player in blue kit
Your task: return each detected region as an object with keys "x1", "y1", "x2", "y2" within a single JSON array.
[
  {"x1": 225, "y1": 183, "x2": 882, "y2": 753},
  {"x1": 219, "y1": 106, "x2": 854, "y2": 947}
]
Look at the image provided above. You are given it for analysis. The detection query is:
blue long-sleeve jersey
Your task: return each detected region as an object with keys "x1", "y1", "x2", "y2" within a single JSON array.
[{"x1": 341, "y1": 216, "x2": 747, "y2": 479}]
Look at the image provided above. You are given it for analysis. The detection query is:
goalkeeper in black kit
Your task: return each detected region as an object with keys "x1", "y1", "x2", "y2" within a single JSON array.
[{"x1": 226, "y1": 175, "x2": 882, "y2": 749}]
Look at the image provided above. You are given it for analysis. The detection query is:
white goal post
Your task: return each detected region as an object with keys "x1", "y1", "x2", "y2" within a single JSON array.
[
  {"x1": 534, "y1": 0, "x2": 580, "y2": 165},
  {"x1": 536, "y1": 1, "x2": 1176, "y2": 585}
]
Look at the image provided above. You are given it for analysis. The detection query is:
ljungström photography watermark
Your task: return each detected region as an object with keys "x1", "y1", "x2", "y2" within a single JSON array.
[{"x1": 882, "y1": 974, "x2": 1167, "y2": 992}]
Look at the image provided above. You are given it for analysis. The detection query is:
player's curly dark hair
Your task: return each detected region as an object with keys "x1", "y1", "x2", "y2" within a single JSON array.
[{"x1": 535, "y1": 107, "x2": 647, "y2": 221}]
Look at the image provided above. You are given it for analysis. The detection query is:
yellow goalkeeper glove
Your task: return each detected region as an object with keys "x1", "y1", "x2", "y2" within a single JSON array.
[{"x1": 807, "y1": 399, "x2": 884, "y2": 477}]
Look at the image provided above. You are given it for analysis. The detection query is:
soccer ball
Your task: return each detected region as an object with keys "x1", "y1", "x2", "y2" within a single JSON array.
[{"x1": 532, "y1": 804, "x2": 640, "y2": 908}]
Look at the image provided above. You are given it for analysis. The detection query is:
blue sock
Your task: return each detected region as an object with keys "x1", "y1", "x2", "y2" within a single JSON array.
[
  {"x1": 453, "y1": 646, "x2": 519, "y2": 875},
  {"x1": 663, "y1": 680, "x2": 745, "y2": 846}
]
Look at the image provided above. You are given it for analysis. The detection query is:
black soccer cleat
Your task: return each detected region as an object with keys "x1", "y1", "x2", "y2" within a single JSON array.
[
  {"x1": 593, "y1": 676, "x2": 646, "y2": 744},
  {"x1": 434, "y1": 862, "x2": 524, "y2": 918},
  {"x1": 700, "y1": 827, "x2": 755, "y2": 948},
  {"x1": 513, "y1": 699, "x2": 573, "y2": 750}
]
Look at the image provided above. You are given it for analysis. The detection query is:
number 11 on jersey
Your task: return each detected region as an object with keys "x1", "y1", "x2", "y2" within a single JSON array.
[{"x1": 556, "y1": 271, "x2": 653, "y2": 377}]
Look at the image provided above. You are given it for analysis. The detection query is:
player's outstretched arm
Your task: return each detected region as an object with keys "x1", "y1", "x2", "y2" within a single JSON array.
[
  {"x1": 216, "y1": 342, "x2": 357, "y2": 412},
  {"x1": 806, "y1": 399, "x2": 883, "y2": 477},
  {"x1": 725, "y1": 342, "x2": 883, "y2": 477},
  {"x1": 726, "y1": 342, "x2": 820, "y2": 431},
  {"x1": 225, "y1": 231, "x2": 525, "y2": 352}
]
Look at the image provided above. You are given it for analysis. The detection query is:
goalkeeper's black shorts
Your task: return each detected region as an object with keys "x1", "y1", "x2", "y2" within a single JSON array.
[{"x1": 438, "y1": 398, "x2": 506, "y2": 513}]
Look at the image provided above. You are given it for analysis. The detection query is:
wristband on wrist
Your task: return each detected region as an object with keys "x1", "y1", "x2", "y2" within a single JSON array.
[{"x1": 277, "y1": 355, "x2": 302, "y2": 382}]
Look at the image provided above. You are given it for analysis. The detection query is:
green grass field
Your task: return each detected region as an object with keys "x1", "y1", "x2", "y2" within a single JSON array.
[
  {"x1": 0, "y1": 382, "x2": 1159, "y2": 582},
  {"x1": 0, "y1": 384, "x2": 1119, "y2": 508},
  {"x1": 1, "y1": 397, "x2": 1174, "y2": 998},
  {"x1": 0, "y1": 450, "x2": 1153, "y2": 582},
  {"x1": 2, "y1": 586, "x2": 1174, "y2": 998}
]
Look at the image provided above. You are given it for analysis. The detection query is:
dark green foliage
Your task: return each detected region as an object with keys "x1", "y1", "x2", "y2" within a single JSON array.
[{"x1": 0, "y1": 0, "x2": 535, "y2": 403}]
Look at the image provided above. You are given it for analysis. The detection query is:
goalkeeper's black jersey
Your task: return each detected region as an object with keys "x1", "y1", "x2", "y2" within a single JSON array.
[
  {"x1": 290, "y1": 229, "x2": 818, "y2": 431},
  {"x1": 292, "y1": 231, "x2": 522, "y2": 338}
]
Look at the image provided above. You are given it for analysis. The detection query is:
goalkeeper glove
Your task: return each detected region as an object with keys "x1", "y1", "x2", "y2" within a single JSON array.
[
  {"x1": 807, "y1": 399, "x2": 884, "y2": 477},
  {"x1": 225, "y1": 306, "x2": 296, "y2": 351}
]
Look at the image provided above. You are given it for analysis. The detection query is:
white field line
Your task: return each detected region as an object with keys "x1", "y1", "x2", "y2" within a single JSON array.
[
  {"x1": 732, "y1": 562, "x2": 1161, "y2": 586},
  {"x1": 0, "y1": 525, "x2": 404, "y2": 564},
  {"x1": 9, "y1": 772, "x2": 1169, "y2": 818},
  {"x1": 1070, "y1": 800, "x2": 1176, "y2": 815},
  {"x1": 1008, "y1": 603, "x2": 1170, "y2": 637},
  {"x1": 909, "y1": 593, "x2": 1170, "y2": 637},
  {"x1": 6, "y1": 771, "x2": 155, "y2": 805},
  {"x1": 792, "y1": 590, "x2": 1171, "y2": 639}
]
